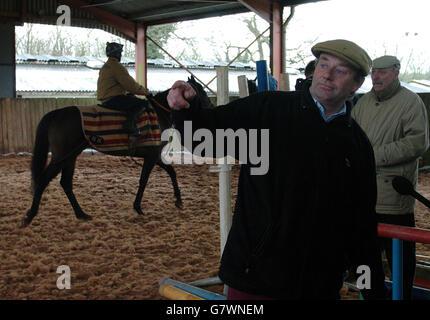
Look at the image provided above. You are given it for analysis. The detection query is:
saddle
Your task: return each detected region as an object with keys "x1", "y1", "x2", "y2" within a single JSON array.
[{"x1": 76, "y1": 104, "x2": 161, "y2": 153}]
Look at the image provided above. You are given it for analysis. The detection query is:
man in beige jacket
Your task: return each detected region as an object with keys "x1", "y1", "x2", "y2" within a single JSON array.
[
  {"x1": 352, "y1": 55, "x2": 429, "y2": 299},
  {"x1": 97, "y1": 42, "x2": 151, "y2": 136}
]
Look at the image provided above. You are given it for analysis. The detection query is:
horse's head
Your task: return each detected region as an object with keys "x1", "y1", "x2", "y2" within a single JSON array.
[{"x1": 186, "y1": 76, "x2": 214, "y2": 110}]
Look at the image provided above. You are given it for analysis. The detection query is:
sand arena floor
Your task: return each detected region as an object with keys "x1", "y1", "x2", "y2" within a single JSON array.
[{"x1": 0, "y1": 152, "x2": 429, "y2": 300}]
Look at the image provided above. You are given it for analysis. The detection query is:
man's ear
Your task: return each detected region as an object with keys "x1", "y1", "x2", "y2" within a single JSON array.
[
  {"x1": 394, "y1": 69, "x2": 400, "y2": 80},
  {"x1": 351, "y1": 76, "x2": 365, "y2": 94}
]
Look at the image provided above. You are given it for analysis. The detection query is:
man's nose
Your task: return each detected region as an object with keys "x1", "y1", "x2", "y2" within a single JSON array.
[{"x1": 321, "y1": 67, "x2": 334, "y2": 80}]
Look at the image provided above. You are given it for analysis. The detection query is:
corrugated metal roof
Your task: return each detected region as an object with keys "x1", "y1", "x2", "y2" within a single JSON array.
[
  {"x1": 16, "y1": 58, "x2": 430, "y2": 98},
  {"x1": 17, "y1": 53, "x2": 429, "y2": 96},
  {"x1": 0, "y1": 0, "x2": 125, "y2": 37},
  {"x1": 15, "y1": 53, "x2": 257, "y2": 69},
  {"x1": 15, "y1": 56, "x2": 261, "y2": 96},
  {"x1": 1, "y1": 1, "x2": 326, "y2": 39}
]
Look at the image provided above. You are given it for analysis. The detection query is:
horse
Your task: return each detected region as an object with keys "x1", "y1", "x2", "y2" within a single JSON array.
[{"x1": 22, "y1": 76, "x2": 213, "y2": 227}]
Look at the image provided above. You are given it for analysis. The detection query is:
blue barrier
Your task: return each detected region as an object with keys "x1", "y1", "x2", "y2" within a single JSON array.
[
  {"x1": 256, "y1": 60, "x2": 269, "y2": 92},
  {"x1": 392, "y1": 238, "x2": 403, "y2": 300},
  {"x1": 384, "y1": 281, "x2": 430, "y2": 300},
  {"x1": 379, "y1": 223, "x2": 430, "y2": 300}
]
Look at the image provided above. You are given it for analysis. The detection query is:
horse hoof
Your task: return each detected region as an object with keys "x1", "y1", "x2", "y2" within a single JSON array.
[
  {"x1": 175, "y1": 200, "x2": 183, "y2": 209},
  {"x1": 20, "y1": 217, "x2": 31, "y2": 228},
  {"x1": 77, "y1": 213, "x2": 92, "y2": 221},
  {"x1": 134, "y1": 205, "x2": 144, "y2": 216}
]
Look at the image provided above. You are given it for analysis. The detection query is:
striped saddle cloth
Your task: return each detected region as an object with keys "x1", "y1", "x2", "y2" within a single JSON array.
[{"x1": 77, "y1": 104, "x2": 161, "y2": 152}]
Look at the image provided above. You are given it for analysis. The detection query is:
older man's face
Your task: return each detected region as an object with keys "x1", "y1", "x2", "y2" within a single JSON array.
[
  {"x1": 371, "y1": 67, "x2": 399, "y2": 92},
  {"x1": 310, "y1": 53, "x2": 363, "y2": 109}
]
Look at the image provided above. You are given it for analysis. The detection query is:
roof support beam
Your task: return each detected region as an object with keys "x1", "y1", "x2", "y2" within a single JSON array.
[
  {"x1": 135, "y1": 24, "x2": 147, "y2": 87},
  {"x1": 238, "y1": 0, "x2": 271, "y2": 23},
  {"x1": 239, "y1": 1, "x2": 284, "y2": 88},
  {"x1": 61, "y1": 0, "x2": 137, "y2": 41},
  {"x1": 271, "y1": 1, "x2": 283, "y2": 88}
]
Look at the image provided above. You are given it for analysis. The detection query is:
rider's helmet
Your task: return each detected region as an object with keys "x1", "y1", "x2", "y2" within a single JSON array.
[{"x1": 106, "y1": 42, "x2": 123, "y2": 60}]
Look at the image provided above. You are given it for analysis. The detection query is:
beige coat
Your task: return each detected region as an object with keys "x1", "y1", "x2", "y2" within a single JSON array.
[
  {"x1": 97, "y1": 57, "x2": 149, "y2": 101},
  {"x1": 352, "y1": 86, "x2": 429, "y2": 214}
]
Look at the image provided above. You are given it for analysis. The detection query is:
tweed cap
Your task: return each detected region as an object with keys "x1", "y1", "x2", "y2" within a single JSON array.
[
  {"x1": 311, "y1": 39, "x2": 372, "y2": 76},
  {"x1": 372, "y1": 55, "x2": 401, "y2": 70}
]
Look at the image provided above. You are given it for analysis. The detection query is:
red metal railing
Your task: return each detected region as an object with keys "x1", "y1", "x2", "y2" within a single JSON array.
[
  {"x1": 378, "y1": 223, "x2": 430, "y2": 297},
  {"x1": 378, "y1": 223, "x2": 430, "y2": 244}
]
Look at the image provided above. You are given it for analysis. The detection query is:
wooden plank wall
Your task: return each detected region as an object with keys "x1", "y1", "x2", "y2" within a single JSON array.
[
  {"x1": 0, "y1": 98, "x2": 97, "y2": 154},
  {"x1": 2, "y1": 94, "x2": 430, "y2": 164}
]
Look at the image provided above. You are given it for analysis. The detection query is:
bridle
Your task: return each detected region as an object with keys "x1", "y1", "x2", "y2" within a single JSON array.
[{"x1": 147, "y1": 80, "x2": 200, "y2": 114}]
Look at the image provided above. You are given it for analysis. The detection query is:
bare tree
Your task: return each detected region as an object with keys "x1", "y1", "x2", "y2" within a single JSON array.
[
  {"x1": 282, "y1": 6, "x2": 295, "y2": 72},
  {"x1": 15, "y1": 22, "x2": 178, "y2": 59},
  {"x1": 16, "y1": 23, "x2": 51, "y2": 55},
  {"x1": 50, "y1": 26, "x2": 73, "y2": 56},
  {"x1": 242, "y1": 15, "x2": 268, "y2": 61},
  {"x1": 221, "y1": 9, "x2": 312, "y2": 69},
  {"x1": 172, "y1": 31, "x2": 202, "y2": 61}
]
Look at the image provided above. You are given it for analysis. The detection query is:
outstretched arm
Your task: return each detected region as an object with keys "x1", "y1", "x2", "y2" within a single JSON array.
[{"x1": 167, "y1": 80, "x2": 196, "y2": 110}]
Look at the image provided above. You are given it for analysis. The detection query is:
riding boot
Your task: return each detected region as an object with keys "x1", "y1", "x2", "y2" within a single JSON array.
[{"x1": 123, "y1": 106, "x2": 145, "y2": 137}]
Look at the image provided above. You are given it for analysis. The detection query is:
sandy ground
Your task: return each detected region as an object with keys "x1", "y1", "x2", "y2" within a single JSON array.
[{"x1": 0, "y1": 152, "x2": 429, "y2": 300}]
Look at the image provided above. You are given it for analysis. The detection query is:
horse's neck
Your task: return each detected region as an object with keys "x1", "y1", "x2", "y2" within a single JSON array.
[{"x1": 152, "y1": 92, "x2": 171, "y2": 131}]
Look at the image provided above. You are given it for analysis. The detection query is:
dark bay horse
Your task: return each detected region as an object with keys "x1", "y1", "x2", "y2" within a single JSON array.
[{"x1": 22, "y1": 77, "x2": 213, "y2": 227}]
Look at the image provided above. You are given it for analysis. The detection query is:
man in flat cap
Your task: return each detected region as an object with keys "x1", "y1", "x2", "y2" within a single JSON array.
[
  {"x1": 167, "y1": 39, "x2": 387, "y2": 300},
  {"x1": 352, "y1": 55, "x2": 429, "y2": 299}
]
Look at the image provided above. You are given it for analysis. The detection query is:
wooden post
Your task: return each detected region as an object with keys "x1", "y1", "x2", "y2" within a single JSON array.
[
  {"x1": 279, "y1": 73, "x2": 291, "y2": 91},
  {"x1": 209, "y1": 66, "x2": 232, "y2": 296},
  {"x1": 135, "y1": 24, "x2": 147, "y2": 88},
  {"x1": 271, "y1": 2, "x2": 283, "y2": 89},
  {"x1": 237, "y1": 75, "x2": 249, "y2": 98},
  {"x1": 215, "y1": 66, "x2": 232, "y2": 256}
]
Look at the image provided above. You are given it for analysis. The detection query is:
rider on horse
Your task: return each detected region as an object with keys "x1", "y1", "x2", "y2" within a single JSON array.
[{"x1": 97, "y1": 42, "x2": 151, "y2": 137}]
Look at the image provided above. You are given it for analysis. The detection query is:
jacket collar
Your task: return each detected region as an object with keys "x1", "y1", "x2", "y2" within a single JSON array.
[
  {"x1": 371, "y1": 79, "x2": 401, "y2": 102},
  {"x1": 300, "y1": 80, "x2": 353, "y2": 127}
]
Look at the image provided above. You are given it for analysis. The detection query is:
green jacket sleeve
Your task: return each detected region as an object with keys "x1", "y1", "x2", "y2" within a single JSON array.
[
  {"x1": 373, "y1": 96, "x2": 429, "y2": 167},
  {"x1": 113, "y1": 61, "x2": 150, "y2": 96}
]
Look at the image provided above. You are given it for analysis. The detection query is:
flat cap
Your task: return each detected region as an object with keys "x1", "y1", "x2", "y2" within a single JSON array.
[
  {"x1": 372, "y1": 55, "x2": 401, "y2": 69},
  {"x1": 311, "y1": 39, "x2": 372, "y2": 76}
]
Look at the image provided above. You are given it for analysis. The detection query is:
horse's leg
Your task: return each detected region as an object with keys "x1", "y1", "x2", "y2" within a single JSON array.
[
  {"x1": 22, "y1": 161, "x2": 62, "y2": 227},
  {"x1": 133, "y1": 155, "x2": 157, "y2": 216},
  {"x1": 156, "y1": 160, "x2": 183, "y2": 209},
  {"x1": 60, "y1": 157, "x2": 92, "y2": 221}
]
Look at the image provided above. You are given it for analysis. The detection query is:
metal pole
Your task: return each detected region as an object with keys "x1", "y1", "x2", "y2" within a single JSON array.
[{"x1": 392, "y1": 238, "x2": 404, "y2": 300}]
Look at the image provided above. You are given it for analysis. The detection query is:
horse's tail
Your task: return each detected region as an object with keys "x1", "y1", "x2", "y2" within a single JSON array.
[{"x1": 31, "y1": 110, "x2": 56, "y2": 192}]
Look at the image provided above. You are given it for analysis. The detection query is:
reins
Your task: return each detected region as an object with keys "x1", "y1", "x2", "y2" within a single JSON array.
[{"x1": 148, "y1": 95, "x2": 171, "y2": 113}]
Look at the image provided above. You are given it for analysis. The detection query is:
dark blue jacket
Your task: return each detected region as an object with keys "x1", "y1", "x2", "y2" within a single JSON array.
[{"x1": 172, "y1": 84, "x2": 387, "y2": 299}]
